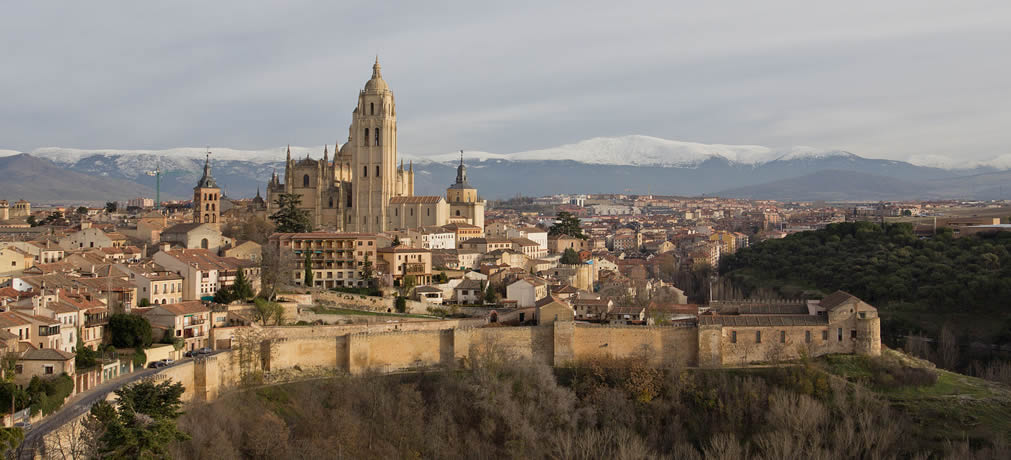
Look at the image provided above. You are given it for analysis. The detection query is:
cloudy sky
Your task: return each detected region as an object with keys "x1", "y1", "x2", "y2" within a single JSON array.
[{"x1": 2, "y1": 1, "x2": 1010, "y2": 165}]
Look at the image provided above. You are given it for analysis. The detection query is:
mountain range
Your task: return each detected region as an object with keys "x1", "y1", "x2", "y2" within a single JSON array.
[{"x1": 2, "y1": 135, "x2": 1010, "y2": 203}]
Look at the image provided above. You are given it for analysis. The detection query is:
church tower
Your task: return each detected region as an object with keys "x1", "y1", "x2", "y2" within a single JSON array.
[
  {"x1": 349, "y1": 57, "x2": 400, "y2": 232},
  {"x1": 193, "y1": 152, "x2": 221, "y2": 228},
  {"x1": 447, "y1": 151, "x2": 485, "y2": 228}
]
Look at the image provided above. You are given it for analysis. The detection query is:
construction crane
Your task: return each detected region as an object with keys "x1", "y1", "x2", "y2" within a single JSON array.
[{"x1": 145, "y1": 157, "x2": 162, "y2": 209}]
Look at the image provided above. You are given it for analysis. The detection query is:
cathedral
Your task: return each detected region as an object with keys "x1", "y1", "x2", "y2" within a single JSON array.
[{"x1": 266, "y1": 59, "x2": 484, "y2": 232}]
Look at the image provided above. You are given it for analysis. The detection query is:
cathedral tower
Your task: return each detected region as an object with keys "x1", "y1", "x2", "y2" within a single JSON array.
[
  {"x1": 349, "y1": 57, "x2": 400, "y2": 232},
  {"x1": 193, "y1": 152, "x2": 221, "y2": 228}
]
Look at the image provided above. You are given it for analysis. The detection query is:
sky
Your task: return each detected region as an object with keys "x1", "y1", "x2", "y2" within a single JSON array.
[{"x1": 2, "y1": 1, "x2": 1010, "y2": 166}]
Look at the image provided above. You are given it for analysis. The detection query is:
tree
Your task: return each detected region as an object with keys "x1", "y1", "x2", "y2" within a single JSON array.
[
  {"x1": 392, "y1": 235, "x2": 401, "y2": 247},
  {"x1": 259, "y1": 242, "x2": 296, "y2": 300},
  {"x1": 484, "y1": 283, "x2": 499, "y2": 304},
  {"x1": 560, "y1": 248, "x2": 581, "y2": 265},
  {"x1": 76, "y1": 206, "x2": 88, "y2": 216},
  {"x1": 137, "y1": 298, "x2": 151, "y2": 308},
  {"x1": 548, "y1": 211, "x2": 585, "y2": 239},
  {"x1": 394, "y1": 296, "x2": 407, "y2": 313},
  {"x1": 105, "y1": 201, "x2": 118, "y2": 213},
  {"x1": 26, "y1": 216, "x2": 37, "y2": 227},
  {"x1": 90, "y1": 380, "x2": 189, "y2": 458},
  {"x1": 75, "y1": 339, "x2": 99, "y2": 370},
  {"x1": 253, "y1": 298, "x2": 284, "y2": 326},
  {"x1": 400, "y1": 274, "x2": 417, "y2": 298},
  {"x1": 213, "y1": 287, "x2": 237, "y2": 305},
  {"x1": 108, "y1": 314, "x2": 153, "y2": 348},
  {"x1": 232, "y1": 268, "x2": 255, "y2": 301},
  {"x1": 269, "y1": 194, "x2": 312, "y2": 233},
  {"x1": 359, "y1": 253, "x2": 375, "y2": 287},
  {"x1": 303, "y1": 251, "x2": 314, "y2": 287}
]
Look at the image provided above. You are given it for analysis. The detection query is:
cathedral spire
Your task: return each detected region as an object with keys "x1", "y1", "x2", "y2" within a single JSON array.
[
  {"x1": 323, "y1": 144, "x2": 329, "y2": 162},
  {"x1": 286, "y1": 145, "x2": 291, "y2": 163},
  {"x1": 373, "y1": 55, "x2": 381, "y2": 79}
]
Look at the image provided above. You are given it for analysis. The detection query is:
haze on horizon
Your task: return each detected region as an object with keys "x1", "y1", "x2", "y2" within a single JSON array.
[{"x1": 2, "y1": 1, "x2": 1010, "y2": 167}]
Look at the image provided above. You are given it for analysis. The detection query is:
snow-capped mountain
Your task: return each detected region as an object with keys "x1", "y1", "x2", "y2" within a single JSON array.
[{"x1": 0, "y1": 135, "x2": 1007, "y2": 201}]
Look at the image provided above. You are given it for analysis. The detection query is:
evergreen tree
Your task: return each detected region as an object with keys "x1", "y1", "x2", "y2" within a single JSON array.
[
  {"x1": 303, "y1": 251, "x2": 314, "y2": 287},
  {"x1": 269, "y1": 193, "x2": 312, "y2": 233},
  {"x1": 484, "y1": 283, "x2": 498, "y2": 304},
  {"x1": 560, "y1": 247, "x2": 581, "y2": 264},
  {"x1": 548, "y1": 211, "x2": 586, "y2": 239},
  {"x1": 359, "y1": 253, "x2": 375, "y2": 287},
  {"x1": 231, "y1": 268, "x2": 254, "y2": 300}
]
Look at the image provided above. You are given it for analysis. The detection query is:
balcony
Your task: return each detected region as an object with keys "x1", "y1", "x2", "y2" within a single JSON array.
[
  {"x1": 183, "y1": 317, "x2": 206, "y2": 327},
  {"x1": 85, "y1": 316, "x2": 108, "y2": 328}
]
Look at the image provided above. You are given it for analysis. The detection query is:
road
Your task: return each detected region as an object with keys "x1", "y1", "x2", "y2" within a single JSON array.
[{"x1": 16, "y1": 358, "x2": 193, "y2": 460}]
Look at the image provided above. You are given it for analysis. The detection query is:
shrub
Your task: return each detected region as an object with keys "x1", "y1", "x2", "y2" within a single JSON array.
[
  {"x1": 394, "y1": 296, "x2": 407, "y2": 313},
  {"x1": 108, "y1": 313, "x2": 153, "y2": 348}
]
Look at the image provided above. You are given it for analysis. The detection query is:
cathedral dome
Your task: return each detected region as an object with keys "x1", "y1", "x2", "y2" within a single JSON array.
[{"x1": 364, "y1": 57, "x2": 389, "y2": 92}]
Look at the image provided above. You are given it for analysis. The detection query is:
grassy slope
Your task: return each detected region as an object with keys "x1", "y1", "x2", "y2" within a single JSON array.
[{"x1": 820, "y1": 350, "x2": 1011, "y2": 446}]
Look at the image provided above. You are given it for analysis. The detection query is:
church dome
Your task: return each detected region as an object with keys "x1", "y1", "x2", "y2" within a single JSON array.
[{"x1": 364, "y1": 57, "x2": 389, "y2": 92}]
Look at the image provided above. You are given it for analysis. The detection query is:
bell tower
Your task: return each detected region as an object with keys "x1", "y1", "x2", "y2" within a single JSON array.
[
  {"x1": 193, "y1": 150, "x2": 221, "y2": 228},
  {"x1": 349, "y1": 57, "x2": 398, "y2": 232}
]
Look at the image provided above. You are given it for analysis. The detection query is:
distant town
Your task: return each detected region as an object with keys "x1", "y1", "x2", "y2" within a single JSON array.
[{"x1": 3, "y1": 59, "x2": 1011, "y2": 457}]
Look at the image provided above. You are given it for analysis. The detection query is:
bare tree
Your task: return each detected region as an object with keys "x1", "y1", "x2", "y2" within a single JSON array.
[{"x1": 937, "y1": 324, "x2": 959, "y2": 370}]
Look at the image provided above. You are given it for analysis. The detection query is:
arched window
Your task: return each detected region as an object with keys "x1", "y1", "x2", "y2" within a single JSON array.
[
  {"x1": 201, "y1": 238, "x2": 209, "y2": 249},
  {"x1": 364, "y1": 128, "x2": 369, "y2": 146},
  {"x1": 363, "y1": 166, "x2": 367, "y2": 177},
  {"x1": 410, "y1": 209, "x2": 413, "y2": 216},
  {"x1": 427, "y1": 208, "x2": 430, "y2": 217},
  {"x1": 370, "y1": 102, "x2": 374, "y2": 115},
  {"x1": 456, "y1": 210, "x2": 461, "y2": 216},
  {"x1": 375, "y1": 165, "x2": 380, "y2": 177},
  {"x1": 211, "y1": 203, "x2": 215, "y2": 211},
  {"x1": 212, "y1": 215, "x2": 217, "y2": 223},
  {"x1": 204, "y1": 214, "x2": 210, "y2": 223},
  {"x1": 328, "y1": 197, "x2": 334, "y2": 208},
  {"x1": 205, "y1": 204, "x2": 210, "y2": 211},
  {"x1": 374, "y1": 128, "x2": 380, "y2": 146},
  {"x1": 303, "y1": 174, "x2": 310, "y2": 187},
  {"x1": 395, "y1": 208, "x2": 398, "y2": 216}
]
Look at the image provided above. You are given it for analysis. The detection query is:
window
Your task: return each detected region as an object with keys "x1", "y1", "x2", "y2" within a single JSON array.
[
  {"x1": 731, "y1": 331, "x2": 737, "y2": 343},
  {"x1": 44, "y1": 365, "x2": 54, "y2": 375},
  {"x1": 374, "y1": 127, "x2": 380, "y2": 146},
  {"x1": 376, "y1": 165, "x2": 380, "y2": 177},
  {"x1": 395, "y1": 208, "x2": 398, "y2": 216},
  {"x1": 363, "y1": 166, "x2": 367, "y2": 177},
  {"x1": 837, "y1": 328, "x2": 843, "y2": 342},
  {"x1": 805, "y1": 330, "x2": 811, "y2": 343},
  {"x1": 456, "y1": 210, "x2": 460, "y2": 216},
  {"x1": 364, "y1": 128, "x2": 369, "y2": 146},
  {"x1": 370, "y1": 102, "x2": 374, "y2": 115},
  {"x1": 14, "y1": 364, "x2": 22, "y2": 374},
  {"x1": 329, "y1": 197, "x2": 334, "y2": 208},
  {"x1": 851, "y1": 329, "x2": 857, "y2": 339},
  {"x1": 410, "y1": 209, "x2": 413, "y2": 216},
  {"x1": 822, "y1": 330, "x2": 828, "y2": 341},
  {"x1": 303, "y1": 174, "x2": 310, "y2": 187},
  {"x1": 780, "y1": 331, "x2": 786, "y2": 343},
  {"x1": 426, "y1": 209, "x2": 430, "y2": 217},
  {"x1": 755, "y1": 331, "x2": 762, "y2": 343}
]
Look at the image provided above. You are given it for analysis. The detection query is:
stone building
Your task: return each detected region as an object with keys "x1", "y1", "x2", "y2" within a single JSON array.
[
  {"x1": 266, "y1": 59, "x2": 484, "y2": 233},
  {"x1": 698, "y1": 291, "x2": 881, "y2": 367}
]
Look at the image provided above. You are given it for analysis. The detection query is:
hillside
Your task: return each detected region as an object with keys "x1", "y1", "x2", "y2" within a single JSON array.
[
  {"x1": 0, "y1": 153, "x2": 155, "y2": 203},
  {"x1": 170, "y1": 350, "x2": 1011, "y2": 458}
]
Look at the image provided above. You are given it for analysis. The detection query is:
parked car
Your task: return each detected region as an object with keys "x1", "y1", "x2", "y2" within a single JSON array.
[
  {"x1": 196, "y1": 347, "x2": 213, "y2": 355},
  {"x1": 160, "y1": 358, "x2": 175, "y2": 366},
  {"x1": 184, "y1": 347, "x2": 214, "y2": 358},
  {"x1": 14, "y1": 421, "x2": 30, "y2": 431},
  {"x1": 147, "y1": 361, "x2": 166, "y2": 369}
]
